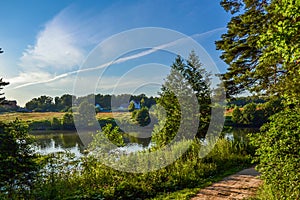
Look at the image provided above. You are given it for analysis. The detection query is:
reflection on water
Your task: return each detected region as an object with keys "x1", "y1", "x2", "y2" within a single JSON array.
[
  {"x1": 32, "y1": 130, "x2": 151, "y2": 156},
  {"x1": 33, "y1": 131, "x2": 85, "y2": 156},
  {"x1": 222, "y1": 127, "x2": 259, "y2": 142},
  {"x1": 32, "y1": 128, "x2": 259, "y2": 156}
]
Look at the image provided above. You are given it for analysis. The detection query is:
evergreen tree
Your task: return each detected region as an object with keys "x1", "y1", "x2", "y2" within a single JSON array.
[
  {"x1": 0, "y1": 119, "x2": 40, "y2": 197},
  {"x1": 152, "y1": 52, "x2": 211, "y2": 147},
  {"x1": 0, "y1": 49, "x2": 9, "y2": 104},
  {"x1": 0, "y1": 78, "x2": 9, "y2": 104},
  {"x1": 217, "y1": 0, "x2": 300, "y2": 105},
  {"x1": 216, "y1": 0, "x2": 273, "y2": 96}
]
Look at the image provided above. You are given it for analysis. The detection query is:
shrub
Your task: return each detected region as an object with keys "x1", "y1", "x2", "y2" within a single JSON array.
[
  {"x1": 250, "y1": 108, "x2": 300, "y2": 199},
  {"x1": 29, "y1": 120, "x2": 52, "y2": 130},
  {"x1": 134, "y1": 107, "x2": 151, "y2": 126},
  {"x1": 62, "y1": 113, "x2": 75, "y2": 130},
  {"x1": 51, "y1": 117, "x2": 61, "y2": 130},
  {"x1": 231, "y1": 106, "x2": 243, "y2": 124},
  {"x1": 128, "y1": 101, "x2": 135, "y2": 112}
]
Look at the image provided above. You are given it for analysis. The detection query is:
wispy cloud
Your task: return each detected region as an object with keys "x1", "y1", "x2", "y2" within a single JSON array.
[
  {"x1": 19, "y1": 13, "x2": 85, "y2": 71},
  {"x1": 12, "y1": 27, "x2": 225, "y2": 90}
]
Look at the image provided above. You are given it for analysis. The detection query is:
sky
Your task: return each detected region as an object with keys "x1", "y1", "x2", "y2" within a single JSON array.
[{"x1": 0, "y1": 0, "x2": 232, "y2": 106}]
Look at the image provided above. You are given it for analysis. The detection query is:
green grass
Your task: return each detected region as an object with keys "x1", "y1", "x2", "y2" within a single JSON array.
[{"x1": 150, "y1": 165, "x2": 249, "y2": 200}]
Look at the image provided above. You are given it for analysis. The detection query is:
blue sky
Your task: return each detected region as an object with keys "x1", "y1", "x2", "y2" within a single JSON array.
[{"x1": 0, "y1": 0, "x2": 231, "y2": 106}]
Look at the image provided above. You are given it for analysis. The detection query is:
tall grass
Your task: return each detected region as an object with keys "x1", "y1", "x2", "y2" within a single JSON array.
[{"x1": 3, "y1": 137, "x2": 253, "y2": 200}]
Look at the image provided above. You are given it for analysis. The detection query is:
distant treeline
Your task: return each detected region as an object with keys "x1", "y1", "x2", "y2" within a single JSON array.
[
  {"x1": 226, "y1": 96, "x2": 267, "y2": 109},
  {"x1": 27, "y1": 113, "x2": 117, "y2": 131},
  {"x1": 24, "y1": 93, "x2": 157, "y2": 112},
  {"x1": 225, "y1": 97, "x2": 284, "y2": 127}
]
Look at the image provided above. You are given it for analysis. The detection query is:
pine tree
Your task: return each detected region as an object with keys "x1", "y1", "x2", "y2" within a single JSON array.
[
  {"x1": 152, "y1": 52, "x2": 211, "y2": 147},
  {"x1": 217, "y1": 0, "x2": 300, "y2": 105},
  {"x1": 216, "y1": 0, "x2": 274, "y2": 96},
  {"x1": 0, "y1": 48, "x2": 9, "y2": 104}
]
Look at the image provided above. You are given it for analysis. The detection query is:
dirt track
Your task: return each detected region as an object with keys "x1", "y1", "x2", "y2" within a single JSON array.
[{"x1": 191, "y1": 167, "x2": 262, "y2": 200}]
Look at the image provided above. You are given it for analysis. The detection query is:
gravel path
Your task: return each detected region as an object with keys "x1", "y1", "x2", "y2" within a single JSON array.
[{"x1": 191, "y1": 167, "x2": 262, "y2": 200}]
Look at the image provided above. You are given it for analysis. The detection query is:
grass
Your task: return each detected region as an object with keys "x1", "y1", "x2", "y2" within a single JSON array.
[
  {"x1": 0, "y1": 112, "x2": 65, "y2": 122},
  {"x1": 150, "y1": 165, "x2": 249, "y2": 200},
  {"x1": 0, "y1": 111, "x2": 131, "y2": 123}
]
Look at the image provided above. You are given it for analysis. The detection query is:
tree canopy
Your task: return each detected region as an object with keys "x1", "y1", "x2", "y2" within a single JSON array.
[
  {"x1": 216, "y1": 0, "x2": 300, "y2": 105},
  {"x1": 152, "y1": 51, "x2": 211, "y2": 147}
]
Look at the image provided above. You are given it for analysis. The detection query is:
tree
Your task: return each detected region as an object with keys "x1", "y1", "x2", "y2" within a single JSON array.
[
  {"x1": 0, "y1": 49, "x2": 9, "y2": 104},
  {"x1": 219, "y1": 1, "x2": 300, "y2": 198},
  {"x1": 0, "y1": 78, "x2": 9, "y2": 104},
  {"x1": 258, "y1": 0, "x2": 300, "y2": 104},
  {"x1": 0, "y1": 119, "x2": 40, "y2": 197},
  {"x1": 89, "y1": 124, "x2": 124, "y2": 153},
  {"x1": 62, "y1": 113, "x2": 75, "y2": 130},
  {"x1": 128, "y1": 101, "x2": 135, "y2": 112},
  {"x1": 242, "y1": 102, "x2": 257, "y2": 125},
  {"x1": 75, "y1": 101, "x2": 97, "y2": 128},
  {"x1": 217, "y1": 0, "x2": 300, "y2": 105},
  {"x1": 25, "y1": 95, "x2": 54, "y2": 112},
  {"x1": 51, "y1": 117, "x2": 61, "y2": 130},
  {"x1": 134, "y1": 107, "x2": 151, "y2": 127},
  {"x1": 231, "y1": 106, "x2": 243, "y2": 124},
  {"x1": 216, "y1": 0, "x2": 269, "y2": 97},
  {"x1": 152, "y1": 52, "x2": 211, "y2": 147}
]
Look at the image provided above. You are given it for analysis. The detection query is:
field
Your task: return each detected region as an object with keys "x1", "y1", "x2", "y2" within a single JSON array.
[{"x1": 0, "y1": 111, "x2": 130, "y2": 123}]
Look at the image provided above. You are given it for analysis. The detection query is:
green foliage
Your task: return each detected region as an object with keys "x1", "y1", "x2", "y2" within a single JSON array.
[
  {"x1": 0, "y1": 119, "x2": 40, "y2": 198},
  {"x1": 230, "y1": 99, "x2": 284, "y2": 127},
  {"x1": 258, "y1": 0, "x2": 300, "y2": 104},
  {"x1": 0, "y1": 78, "x2": 9, "y2": 104},
  {"x1": 62, "y1": 113, "x2": 75, "y2": 130},
  {"x1": 217, "y1": 0, "x2": 300, "y2": 105},
  {"x1": 89, "y1": 124, "x2": 125, "y2": 152},
  {"x1": 28, "y1": 120, "x2": 52, "y2": 130},
  {"x1": 242, "y1": 103, "x2": 257, "y2": 125},
  {"x1": 216, "y1": 0, "x2": 268, "y2": 96},
  {"x1": 19, "y1": 138, "x2": 252, "y2": 200},
  {"x1": 250, "y1": 108, "x2": 300, "y2": 199},
  {"x1": 25, "y1": 95, "x2": 55, "y2": 112},
  {"x1": 152, "y1": 52, "x2": 211, "y2": 147},
  {"x1": 75, "y1": 101, "x2": 97, "y2": 128},
  {"x1": 51, "y1": 117, "x2": 62, "y2": 130},
  {"x1": 128, "y1": 101, "x2": 135, "y2": 112},
  {"x1": 231, "y1": 106, "x2": 243, "y2": 124},
  {"x1": 133, "y1": 107, "x2": 151, "y2": 127}
]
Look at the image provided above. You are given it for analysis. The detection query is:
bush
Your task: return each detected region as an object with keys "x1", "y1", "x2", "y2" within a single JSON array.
[
  {"x1": 26, "y1": 138, "x2": 252, "y2": 200},
  {"x1": 134, "y1": 107, "x2": 151, "y2": 126},
  {"x1": 51, "y1": 117, "x2": 61, "y2": 130},
  {"x1": 29, "y1": 120, "x2": 52, "y2": 130},
  {"x1": 62, "y1": 113, "x2": 75, "y2": 130},
  {"x1": 250, "y1": 108, "x2": 300, "y2": 199},
  {"x1": 231, "y1": 106, "x2": 243, "y2": 124}
]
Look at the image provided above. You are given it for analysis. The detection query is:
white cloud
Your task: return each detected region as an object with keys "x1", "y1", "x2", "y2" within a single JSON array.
[{"x1": 19, "y1": 13, "x2": 85, "y2": 71}]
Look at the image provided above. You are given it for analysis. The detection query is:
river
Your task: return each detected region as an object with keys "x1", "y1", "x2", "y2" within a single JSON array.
[{"x1": 31, "y1": 127, "x2": 259, "y2": 156}]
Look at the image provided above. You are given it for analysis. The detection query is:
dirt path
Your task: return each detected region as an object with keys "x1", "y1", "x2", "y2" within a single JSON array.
[{"x1": 191, "y1": 167, "x2": 262, "y2": 200}]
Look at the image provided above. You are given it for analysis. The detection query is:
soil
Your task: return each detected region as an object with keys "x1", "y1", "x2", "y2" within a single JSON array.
[{"x1": 191, "y1": 167, "x2": 262, "y2": 200}]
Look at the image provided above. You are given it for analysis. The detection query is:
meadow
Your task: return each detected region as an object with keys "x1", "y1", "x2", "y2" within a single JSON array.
[{"x1": 0, "y1": 111, "x2": 130, "y2": 123}]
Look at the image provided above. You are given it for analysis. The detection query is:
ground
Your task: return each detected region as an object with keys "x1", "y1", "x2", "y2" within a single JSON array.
[{"x1": 191, "y1": 167, "x2": 262, "y2": 200}]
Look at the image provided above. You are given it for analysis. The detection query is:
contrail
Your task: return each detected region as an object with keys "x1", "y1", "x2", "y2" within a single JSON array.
[{"x1": 12, "y1": 27, "x2": 226, "y2": 89}]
